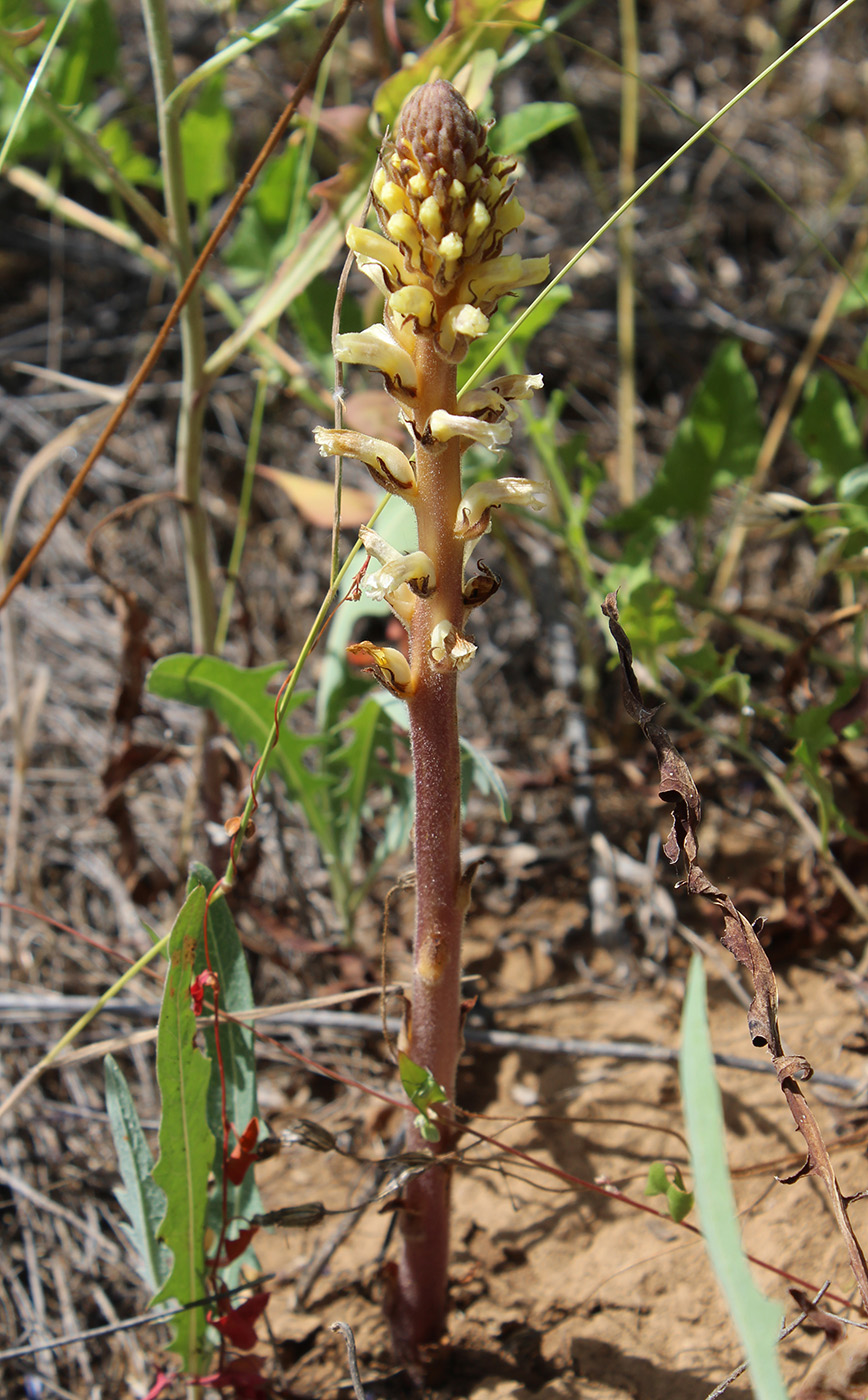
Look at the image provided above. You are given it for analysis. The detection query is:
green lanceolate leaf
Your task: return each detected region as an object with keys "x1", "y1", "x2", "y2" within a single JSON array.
[
  {"x1": 186, "y1": 864, "x2": 261, "y2": 1264},
  {"x1": 399, "y1": 1052, "x2": 448, "y2": 1111},
  {"x1": 490, "y1": 101, "x2": 578, "y2": 154},
  {"x1": 179, "y1": 74, "x2": 232, "y2": 211},
  {"x1": 146, "y1": 654, "x2": 333, "y2": 851},
  {"x1": 643, "y1": 1160, "x2": 694, "y2": 1223},
  {"x1": 151, "y1": 885, "x2": 215, "y2": 1373},
  {"x1": 665, "y1": 1180, "x2": 694, "y2": 1224},
  {"x1": 792, "y1": 370, "x2": 864, "y2": 493},
  {"x1": 104, "y1": 1054, "x2": 170, "y2": 1295},
  {"x1": 643, "y1": 1160, "x2": 671, "y2": 1197},
  {"x1": 611, "y1": 339, "x2": 764, "y2": 534},
  {"x1": 680, "y1": 957, "x2": 787, "y2": 1400},
  {"x1": 399, "y1": 1052, "x2": 449, "y2": 1143}
]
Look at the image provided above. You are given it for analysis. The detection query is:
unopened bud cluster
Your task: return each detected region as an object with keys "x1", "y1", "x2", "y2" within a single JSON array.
[{"x1": 315, "y1": 79, "x2": 549, "y2": 695}]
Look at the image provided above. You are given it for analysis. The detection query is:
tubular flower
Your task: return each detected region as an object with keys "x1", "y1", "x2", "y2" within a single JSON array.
[
  {"x1": 366, "y1": 550, "x2": 437, "y2": 601},
  {"x1": 429, "y1": 620, "x2": 477, "y2": 671},
  {"x1": 457, "y1": 374, "x2": 544, "y2": 423},
  {"x1": 347, "y1": 642, "x2": 412, "y2": 696},
  {"x1": 327, "y1": 79, "x2": 548, "y2": 708},
  {"x1": 334, "y1": 326, "x2": 417, "y2": 400},
  {"x1": 313, "y1": 427, "x2": 416, "y2": 496},
  {"x1": 455, "y1": 477, "x2": 550, "y2": 541},
  {"x1": 358, "y1": 527, "x2": 434, "y2": 608},
  {"x1": 426, "y1": 410, "x2": 512, "y2": 450}
]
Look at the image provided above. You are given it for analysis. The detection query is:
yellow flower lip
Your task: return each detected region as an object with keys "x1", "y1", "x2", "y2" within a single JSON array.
[
  {"x1": 347, "y1": 641, "x2": 413, "y2": 695},
  {"x1": 457, "y1": 374, "x2": 543, "y2": 419},
  {"x1": 359, "y1": 528, "x2": 437, "y2": 600},
  {"x1": 438, "y1": 303, "x2": 489, "y2": 359},
  {"x1": 427, "y1": 410, "x2": 512, "y2": 451}
]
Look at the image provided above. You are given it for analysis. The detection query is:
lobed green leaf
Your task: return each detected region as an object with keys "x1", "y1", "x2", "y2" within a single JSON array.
[{"x1": 151, "y1": 886, "x2": 215, "y2": 1372}]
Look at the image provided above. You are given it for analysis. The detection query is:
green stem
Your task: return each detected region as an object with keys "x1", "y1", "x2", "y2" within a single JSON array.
[
  {"x1": 214, "y1": 370, "x2": 268, "y2": 653},
  {"x1": 140, "y1": 0, "x2": 216, "y2": 654}
]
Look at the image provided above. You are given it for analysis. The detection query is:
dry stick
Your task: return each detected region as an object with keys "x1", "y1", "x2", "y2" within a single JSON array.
[
  {"x1": 711, "y1": 221, "x2": 868, "y2": 604},
  {"x1": 662, "y1": 689, "x2": 868, "y2": 935},
  {"x1": 0, "y1": 0, "x2": 361, "y2": 614},
  {"x1": 703, "y1": 1284, "x2": 831, "y2": 1400},
  {"x1": 4, "y1": 997, "x2": 864, "y2": 1094},
  {"x1": 0, "y1": 1277, "x2": 273, "y2": 1365},
  {"x1": 330, "y1": 1321, "x2": 367, "y2": 1400},
  {"x1": 602, "y1": 593, "x2": 868, "y2": 1315}
]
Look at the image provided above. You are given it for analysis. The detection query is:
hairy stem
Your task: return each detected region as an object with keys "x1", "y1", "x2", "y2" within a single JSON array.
[{"x1": 392, "y1": 345, "x2": 464, "y2": 1359}]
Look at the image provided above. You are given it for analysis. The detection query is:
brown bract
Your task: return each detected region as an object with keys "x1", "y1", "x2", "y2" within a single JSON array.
[{"x1": 394, "y1": 79, "x2": 485, "y2": 186}]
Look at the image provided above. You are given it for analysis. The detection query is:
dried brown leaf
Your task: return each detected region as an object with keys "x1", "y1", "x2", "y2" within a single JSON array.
[
  {"x1": 602, "y1": 593, "x2": 700, "y2": 864},
  {"x1": 604, "y1": 591, "x2": 868, "y2": 1313}
]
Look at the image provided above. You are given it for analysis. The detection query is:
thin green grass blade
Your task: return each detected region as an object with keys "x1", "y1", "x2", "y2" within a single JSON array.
[
  {"x1": 462, "y1": 0, "x2": 861, "y2": 396},
  {"x1": 0, "y1": 0, "x2": 82, "y2": 177},
  {"x1": 680, "y1": 956, "x2": 787, "y2": 1400}
]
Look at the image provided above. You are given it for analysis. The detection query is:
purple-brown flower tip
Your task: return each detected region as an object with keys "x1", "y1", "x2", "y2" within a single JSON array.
[{"x1": 395, "y1": 79, "x2": 484, "y2": 186}]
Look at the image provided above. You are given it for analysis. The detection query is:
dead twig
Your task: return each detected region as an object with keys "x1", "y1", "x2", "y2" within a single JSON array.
[
  {"x1": 330, "y1": 1320, "x2": 366, "y2": 1400},
  {"x1": 603, "y1": 592, "x2": 868, "y2": 1314},
  {"x1": 703, "y1": 1283, "x2": 831, "y2": 1400}
]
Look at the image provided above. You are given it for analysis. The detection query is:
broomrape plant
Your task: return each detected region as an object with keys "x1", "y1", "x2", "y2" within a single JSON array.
[{"x1": 315, "y1": 79, "x2": 548, "y2": 1367}]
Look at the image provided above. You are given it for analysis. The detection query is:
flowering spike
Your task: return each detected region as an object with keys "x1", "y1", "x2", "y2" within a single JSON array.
[
  {"x1": 364, "y1": 78, "x2": 548, "y2": 360},
  {"x1": 320, "y1": 81, "x2": 550, "y2": 1368}
]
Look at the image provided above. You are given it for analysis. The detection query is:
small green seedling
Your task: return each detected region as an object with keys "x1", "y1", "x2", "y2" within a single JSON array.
[
  {"x1": 644, "y1": 1160, "x2": 695, "y2": 1224},
  {"x1": 398, "y1": 1052, "x2": 449, "y2": 1144}
]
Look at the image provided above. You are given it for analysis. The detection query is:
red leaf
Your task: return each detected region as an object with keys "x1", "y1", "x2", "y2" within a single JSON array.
[
  {"x1": 227, "y1": 1116, "x2": 260, "y2": 1184},
  {"x1": 212, "y1": 1292, "x2": 269, "y2": 1351},
  {"x1": 208, "y1": 1226, "x2": 258, "y2": 1267},
  {"x1": 199, "y1": 1355, "x2": 267, "y2": 1397},
  {"x1": 189, "y1": 970, "x2": 217, "y2": 1016}
]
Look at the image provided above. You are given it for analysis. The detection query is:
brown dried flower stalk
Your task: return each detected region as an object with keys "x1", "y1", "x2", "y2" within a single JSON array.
[{"x1": 316, "y1": 79, "x2": 548, "y2": 1369}]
